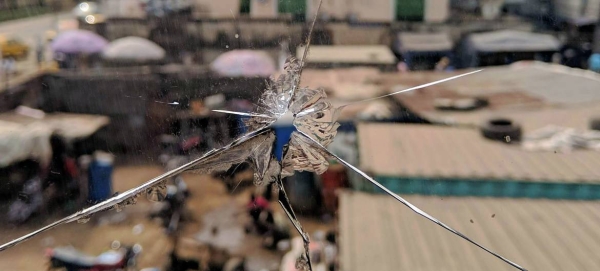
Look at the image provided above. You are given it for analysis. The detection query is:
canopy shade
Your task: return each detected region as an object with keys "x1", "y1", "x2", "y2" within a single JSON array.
[
  {"x1": 51, "y1": 29, "x2": 108, "y2": 54},
  {"x1": 468, "y1": 30, "x2": 561, "y2": 53},
  {"x1": 102, "y1": 36, "x2": 166, "y2": 61},
  {"x1": 210, "y1": 50, "x2": 276, "y2": 77}
]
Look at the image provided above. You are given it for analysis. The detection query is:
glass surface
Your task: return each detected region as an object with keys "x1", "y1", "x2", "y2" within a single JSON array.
[{"x1": 0, "y1": 1, "x2": 599, "y2": 271}]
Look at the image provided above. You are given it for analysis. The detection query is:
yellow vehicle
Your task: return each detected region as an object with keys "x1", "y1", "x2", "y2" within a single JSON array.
[{"x1": 0, "y1": 37, "x2": 30, "y2": 60}]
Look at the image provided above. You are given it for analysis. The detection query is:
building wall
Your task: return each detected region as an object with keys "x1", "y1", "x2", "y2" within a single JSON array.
[
  {"x1": 305, "y1": 0, "x2": 445, "y2": 23},
  {"x1": 186, "y1": 19, "x2": 302, "y2": 48},
  {"x1": 350, "y1": 0, "x2": 394, "y2": 22},
  {"x1": 0, "y1": 0, "x2": 73, "y2": 9},
  {"x1": 99, "y1": 0, "x2": 146, "y2": 19},
  {"x1": 424, "y1": 0, "x2": 449, "y2": 23},
  {"x1": 328, "y1": 22, "x2": 391, "y2": 45},
  {"x1": 250, "y1": 0, "x2": 278, "y2": 18},
  {"x1": 104, "y1": 19, "x2": 150, "y2": 40},
  {"x1": 193, "y1": 0, "x2": 241, "y2": 18},
  {"x1": 306, "y1": 0, "x2": 348, "y2": 20},
  {"x1": 278, "y1": 0, "x2": 305, "y2": 14},
  {"x1": 16, "y1": 0, "x2": 38, "y2": 7}
]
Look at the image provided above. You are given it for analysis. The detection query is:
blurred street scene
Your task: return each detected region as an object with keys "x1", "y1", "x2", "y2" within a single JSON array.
[{"x1": 1, "y1": 0, "x2": 600, "y2": 271}]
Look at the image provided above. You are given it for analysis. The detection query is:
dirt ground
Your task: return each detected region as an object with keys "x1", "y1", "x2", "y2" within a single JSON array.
[{"x1": 0, "y1": 165, "x2": 334, "y2": 271}]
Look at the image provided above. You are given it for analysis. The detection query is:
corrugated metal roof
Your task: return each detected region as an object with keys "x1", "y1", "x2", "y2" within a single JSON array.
[
  {"x1": 421, "y1": 103, "x2": 600, "y2": 133},
  {"x1": 339, "y1": 191, "x2": 600, "y2": 271},
  {"x1": 380, "y1": 62, "x2": 600, "y2": 130},
  {"x1": 467, "y1": 30, "x2": 561, "y2": 52},
  {"x1": 296, "y1": 45, "x2": 396, "y2": 65},
  {"x1": 384, "y1": 62, "x2": 600, "y2": 106},
  {"x1": 297, "y1": 64, "x2": 600, "y2": 133},
  {"x1": 397, "y1": 32, "x2": 453, "y2": 52},
  {"x1": 357, "y1": 123, "x2": 600, "y2": 182}
]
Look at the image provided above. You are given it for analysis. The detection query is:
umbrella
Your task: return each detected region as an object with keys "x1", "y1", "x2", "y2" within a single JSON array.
[
  {"x1": 210, "y1": 50, "x2": 276, "y2": 77},
  {"x1": 51, "y1": 29, "x2": 108, "y2": 54},
  {"x1": 102, "y1": 36, "x2": 166, "y2": 61}
]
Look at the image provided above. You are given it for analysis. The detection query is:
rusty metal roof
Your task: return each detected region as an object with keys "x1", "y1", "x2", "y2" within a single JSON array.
[
  {"x1": 357, "y1": 123, "x2": 600, "y2": 183},
  {"x1": 339, "y1": 191, "x2": 600, "y2": 271}
]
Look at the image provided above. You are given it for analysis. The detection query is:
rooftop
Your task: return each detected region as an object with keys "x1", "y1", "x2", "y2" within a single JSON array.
[
  {"x1": 357, "y1": 123, "x2": 600, "y2": 183},
  {"x1": 339, "y1": 191, "x2": 600, "y2": 271},
  {"x1": 380, "y1": 62, "x2": 600, "y2": 129},
  {"x1": 396, "y1": 32, "x2": 453, "y2": 53},
  {"x1": 467, "y1": 30, "x2": 561, "y2": 52},
  {"x1": 296, "y1": 45, "x2": 397, "y2": 65}
]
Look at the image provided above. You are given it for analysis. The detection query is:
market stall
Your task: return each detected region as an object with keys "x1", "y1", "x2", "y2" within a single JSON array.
[
  {"x1": 51, "y1": 29, "x2": 109, "y2": 69},
  {"x1": 457, "y1": 30, "x2": 560, "y2": 68},
  {"x1": 0, "y1": 109, "x2": 110, "y2": 223},
  {"x1": 393, "y1": 32, "x2": 453, "y2": 70},
  {"x1": 102, "y1": 36, "x2": 166, "y2": 66}
]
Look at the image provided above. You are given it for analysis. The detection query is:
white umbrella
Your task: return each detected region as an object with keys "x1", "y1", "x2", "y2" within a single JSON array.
[{"x1": 102, "y1": 36, "x2": 166, "y2": 61}]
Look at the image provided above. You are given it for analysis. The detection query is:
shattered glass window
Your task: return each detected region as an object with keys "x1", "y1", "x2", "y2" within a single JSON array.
[{"x1": 1, "y1": 1, "x2": 600, "y2": 271}]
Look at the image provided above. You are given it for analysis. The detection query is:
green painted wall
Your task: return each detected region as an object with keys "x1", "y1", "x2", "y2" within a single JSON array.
[
  {"x1": 396, "y1": 0, "x2": 424, "y2": 21},
  {"x1": 278, "y1": 0, "x2": 306, "y2": 14},
  {"x1": 240, "y1": 0, "x2": 251, "y2": 13},
  {"x1": 272, "y1": 0, "x2": 424, "y2": 21},
  {"x1": 357, "y1": 176, "x2": 600, "y2": 200}
]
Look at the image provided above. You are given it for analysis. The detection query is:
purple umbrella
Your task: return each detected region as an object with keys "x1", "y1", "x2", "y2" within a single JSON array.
[
  {"x1": 210, "y1": 50, "x2": 276, "y2": 77},
  {"x1": 51, "y1": 29, "x2": 108, "y2": 54}
]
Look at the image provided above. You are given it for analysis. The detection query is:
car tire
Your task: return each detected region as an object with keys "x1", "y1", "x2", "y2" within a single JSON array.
[{"x1": 481, "y1": 118, "x2": 522, "y2": 143}]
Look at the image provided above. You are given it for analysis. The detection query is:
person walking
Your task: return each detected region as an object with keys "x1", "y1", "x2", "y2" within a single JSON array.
[{"x1": 36, "y1": 37, "x2": 44, "y2": 69}]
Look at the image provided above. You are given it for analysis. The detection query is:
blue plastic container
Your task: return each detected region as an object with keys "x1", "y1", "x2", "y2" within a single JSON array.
[
  {"x1": 271, "y1": 111, "x2": 296, "y2": 161},
  {"x1": 272, "y1": 119, "x2": 355, "y2": 161},
  {"x1": 88, "y1": 158, "x2": 113, "y2": 203},
  {"x1": 589, "y1": 53, "x2": 600, "y2": 73},
  {"x1": 273, "y1": 125, "x2": 296, "y2": 160}
]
